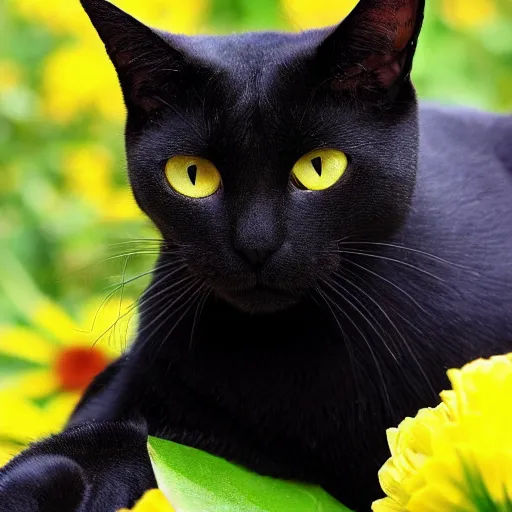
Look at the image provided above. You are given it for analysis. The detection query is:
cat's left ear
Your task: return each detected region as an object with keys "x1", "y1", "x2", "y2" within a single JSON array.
[
  {"x1": 80, "y1": 0, "x2": 202, "y2": 121},
  {"x1": 316, "y1": 0, "x2": 425, "y2": 100}
]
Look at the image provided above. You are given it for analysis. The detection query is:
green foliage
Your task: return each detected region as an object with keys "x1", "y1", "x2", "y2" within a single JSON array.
[{"x1": 414, "y1": 0, "x2": 512, "y2": 110}]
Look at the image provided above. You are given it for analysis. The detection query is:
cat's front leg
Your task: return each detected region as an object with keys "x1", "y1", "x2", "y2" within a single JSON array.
[{"x1": 0, "y1": 419, "x2": 156, "y2": 512}]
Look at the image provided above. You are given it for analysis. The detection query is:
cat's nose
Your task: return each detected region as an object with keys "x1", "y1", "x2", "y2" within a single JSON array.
[
  {"x1": 237, "y1": 247, "x2": 274, "y2": 266},
  {"x1": 233, "y1": 197, "x2": 285, "y2": 267}
]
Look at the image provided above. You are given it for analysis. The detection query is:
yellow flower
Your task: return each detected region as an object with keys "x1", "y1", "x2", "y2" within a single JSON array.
[
  {"x1": 373, "y1": 353, "x2": 512, "y2": 512},
  {"x1": 282, "y1": 0, "x2": 358, "y2": 30},
  {"x1": 441, "y1": 0, "x2": 497, "y2": 29},
  {"x1": 118, "y1": 489, "x2": 176, "y2": 512},
  {"x1": 15, "y1": 0, "x2": 209, "y2": 123},
  {"x1": 13, "y1": 0, "x2": 208, "y2": 39},
  {"x1": 0, "y1": 442, "x2": 22, "y2": 468},
  {"x1": 41, "y1": 42, "x2": 125, "y2": 123},
  {"x1": 0, "y1": 392, "x2": 78, "y2": 466},
  {"x1": 63, "y1": 145, "x2": 142, "y2": 221},
  {"x1": 0, "y1": 61, "x2": 22, "y2": 93},
  {"x1": 12, "y1": 0, "x2": 92, "y2": 37},
  {"x1": 104, "y1": 190, "x2": 144, "y2": 222},
  {"x1": 0, "y1": 296, "x2": 135, "y2": 400},
  {"x1": 118, "y1": 0, "x2": 208, "y2": 36}
]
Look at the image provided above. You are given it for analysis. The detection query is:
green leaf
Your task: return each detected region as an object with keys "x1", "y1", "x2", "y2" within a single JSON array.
[{"x1": 148, "y1": 436, "x2": 353, "y2": 512}]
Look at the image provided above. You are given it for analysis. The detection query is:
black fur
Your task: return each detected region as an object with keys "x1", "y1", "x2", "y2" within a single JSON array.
[{"x1": 1, "y1": 0, "x2": 511, "y2": 510}]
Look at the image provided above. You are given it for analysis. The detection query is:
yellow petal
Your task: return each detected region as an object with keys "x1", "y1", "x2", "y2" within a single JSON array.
[
  {"x1": 0, "y1": 393, "x2": 75, "y2": 446},
  {"x1": 32, "y1": 301, "x2": 79, "y2": 344},
  {"x1": 3, "y1": 369, "x2": 59, "y2": 399},
  {"x1": 0, "y1": 393, "x2": 54, "y2": 443},
  {"x1": 371, "y1": 497, "x2": 403, "y2": 512},
  {"x1": 92, "y1": 337, "x2": 124, "y2": 361},
  {"x1": 117, "y1": 489, "x2": 175, "y2": 512},
  {"x1": 78, "y1": 297, "x2": 137, "y2": 357},
  {"x1": 45, "y1": 393, "x2": 80, "y2": 431},
  {"x1": 0, "y1": 327, "x2": 57, "y2": 364}
]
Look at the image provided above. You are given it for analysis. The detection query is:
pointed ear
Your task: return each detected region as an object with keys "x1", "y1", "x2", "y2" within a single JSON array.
[
  {"x1": 316, "y1": 0, "x2": 425, "y2": 100},
  {"x1": 80, "y1": 0, "x2": 190, "y2": 118}
]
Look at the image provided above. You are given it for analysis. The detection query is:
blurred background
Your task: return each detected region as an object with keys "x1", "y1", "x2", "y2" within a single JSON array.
[{"x1": 1, "y1": 0, "x2": 511, "y2": 465}]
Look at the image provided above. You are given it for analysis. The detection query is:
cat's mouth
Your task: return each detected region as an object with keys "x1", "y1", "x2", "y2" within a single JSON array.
[{"x1": 220, "y1": 284, "x2": 300, "y2": 314}]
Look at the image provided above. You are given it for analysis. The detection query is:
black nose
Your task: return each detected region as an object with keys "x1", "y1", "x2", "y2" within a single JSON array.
[
  {"x1": 237, "y1": 248, "x2": 273, "y2": 266},
  {"x1": 233, "y1": 197, "x2": 284, "y2": 268}
]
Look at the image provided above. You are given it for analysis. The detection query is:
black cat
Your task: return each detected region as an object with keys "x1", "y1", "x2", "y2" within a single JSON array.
[{"x1": 1, "y1": 0, "x2": 511, "y2": 510}]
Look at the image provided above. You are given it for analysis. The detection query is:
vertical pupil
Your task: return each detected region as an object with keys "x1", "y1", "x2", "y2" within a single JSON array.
[
  {"x1": 187, "y1": 164, "x2": 198, "y2": 185},
  {"x1": 311, "y1": 157, "x2": 322, "y2": 176}
]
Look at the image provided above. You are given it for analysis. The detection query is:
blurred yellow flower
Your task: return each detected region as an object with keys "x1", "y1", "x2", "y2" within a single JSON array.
[
  {"x1": 282, "y1": 0, "x2": 357, "y2": 30},
  {"x1": 42, "y1": 42, "x2": 125, "y2": 123},
  {"x1": 373, "y1": 353, "x2": 512, "y2": 512},
  {"x1": 14, "y1": 0, "x2": 209, "y2": 124},
  {"x1": 0, "y1": 392, "x2": 78, "y2": 467},
  {"x1": 105, "y1": 190, "x2": 144, "y2": 222},
  {"x1": 118, "y1": 489, "x2": 176, "y2": 512},
  {"x1": 0, "y1": 296, "x2": 135, "y2": 400},
  {"x1": 0, "y1": 442, "x2": 22, "y2": 468},
  {"x1": 119, "y1": 0, "x2": 208, "y2": 35},
  {"x1": 13, "y1": 0, "x2": 208, "y2": 39},
  {"x1": 0, "y1": 61, "x2": 22, "y2": 93},
  {"x1": 12, "y1": 0, "x2": 92, "y2": 37},
  {"x1": 441, "y1": 0, "x2": 497, "y2": 29},
  {"x1": 63, "y1": 145, "x2": 141, "y2": 221}
]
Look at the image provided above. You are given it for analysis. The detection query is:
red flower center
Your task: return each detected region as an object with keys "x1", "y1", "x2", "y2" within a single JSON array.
[{"x1": 54, "y1": 346, "x2": 109, "y2": 392}]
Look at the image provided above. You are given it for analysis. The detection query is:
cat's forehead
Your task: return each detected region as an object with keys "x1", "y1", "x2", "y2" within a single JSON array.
[
  {"x1": 153, "y1": 29, "x2": 347, "y2": 158},
  {"x1": 169, "y1": 30, "x2": 326, "y2": 75}
]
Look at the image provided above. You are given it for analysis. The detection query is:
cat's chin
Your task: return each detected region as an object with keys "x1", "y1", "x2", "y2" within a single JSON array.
[{"x1": 217, "y1": 286, "x2": 301, "y2": 314}]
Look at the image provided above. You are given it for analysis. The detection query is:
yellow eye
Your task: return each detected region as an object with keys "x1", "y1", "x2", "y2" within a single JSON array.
[
  {"x1": 165, "y1": 156, "x2": 221, "y2": 198},
  {"x1": 291, "y1": 149, "x2": 348, "y2": 191}
]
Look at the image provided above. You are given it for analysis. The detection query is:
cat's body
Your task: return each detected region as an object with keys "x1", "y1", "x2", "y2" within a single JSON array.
[
  {"x1": 1, "y1": 0, "x2": 511, "y2": 510},
  {"x1": 68, "y1": 104, "x2": 512, "y2": 509}
]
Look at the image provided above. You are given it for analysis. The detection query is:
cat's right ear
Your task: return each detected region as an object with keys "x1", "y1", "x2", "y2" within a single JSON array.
[
  {"x1": 315, "y1": 0, "x2": 425, "y2": 102},
  {"x1": 80, "y1": 0, "x2": 191, "y2": 119}
]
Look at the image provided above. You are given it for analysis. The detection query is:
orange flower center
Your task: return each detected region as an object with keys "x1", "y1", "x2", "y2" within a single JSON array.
[{"x1": 54, "y1": 346, "x2": 109, "y2": 392}]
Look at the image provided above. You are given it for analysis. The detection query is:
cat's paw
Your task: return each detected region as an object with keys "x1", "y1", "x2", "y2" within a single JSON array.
[
  {"x1": 0, "y1": 419, "x2": 156, "y2": 512},
  {"x1": 0, "y1": 454, "x2": 87, "y2": 512}
]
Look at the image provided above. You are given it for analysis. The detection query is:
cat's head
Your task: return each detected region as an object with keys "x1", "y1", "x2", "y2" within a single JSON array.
[{"x1": 81, "y1": 0, "x2": 424, "y2": 314}]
